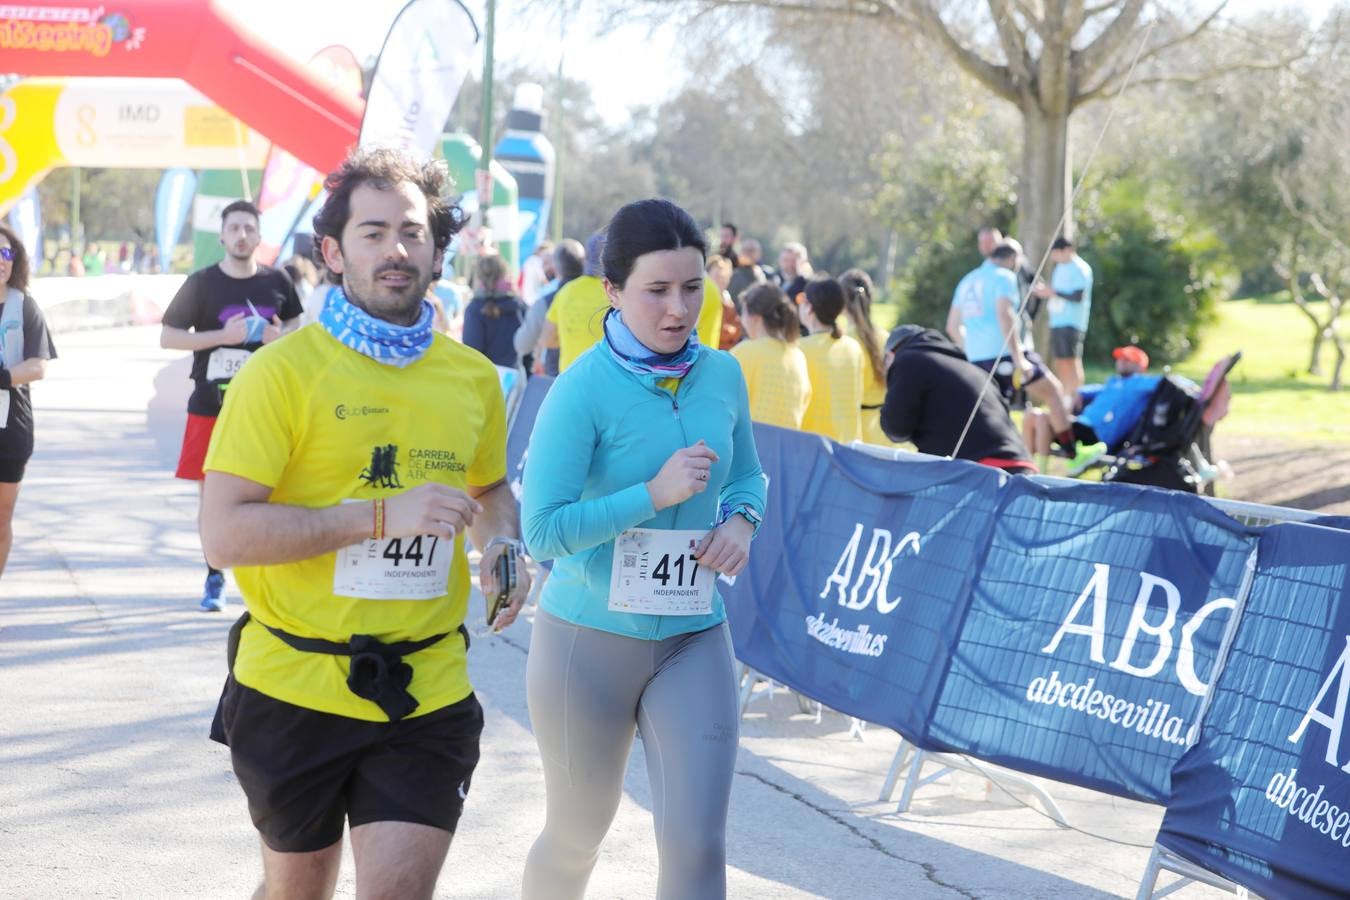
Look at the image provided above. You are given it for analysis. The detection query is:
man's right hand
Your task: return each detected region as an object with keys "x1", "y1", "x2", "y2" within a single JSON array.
[
  {"x1": 383, "y1": 484, "x2": 484, "y2": 541},
  {"x1": 219, "y1": 312, "x2": 249, "y2": 346}
]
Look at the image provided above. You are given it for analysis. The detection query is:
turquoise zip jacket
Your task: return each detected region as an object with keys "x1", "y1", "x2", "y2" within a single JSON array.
[{"x1": 521, "y1": 341, "x2": 766, "y2": 640}]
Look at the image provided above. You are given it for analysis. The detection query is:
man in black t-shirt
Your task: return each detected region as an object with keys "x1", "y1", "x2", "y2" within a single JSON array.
[{"x1": 161, "y1": 200, "x2": 302, "y2": 611}]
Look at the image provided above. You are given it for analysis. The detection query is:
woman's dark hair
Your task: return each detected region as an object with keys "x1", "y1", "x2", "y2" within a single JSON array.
[
  {"x1": 0, "y1": 224, "x2": 30, "y2": 293},
  {"x1": 839, "y1": 268, "x2": 885, "y2": 383},
  {"x1": 601, "y1": 198, "x2": 707, "y2": 289},
  {"x1": 475, "y1": 254, "x2": 512, "y2": 319},
  {"x1": 741, "y1": 283, "x2": 798, "y2": 343},
  {"x1": 311, "y1": 146, "x2": 465, "y2": 285},
  {"x1": 803, "y1": 275, "x2": 846, "y2": 339}
]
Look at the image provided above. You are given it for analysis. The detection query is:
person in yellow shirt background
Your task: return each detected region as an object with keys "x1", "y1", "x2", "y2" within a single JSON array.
[
  {"x1": 542, "y1": 232, "x2": 609, "y2": 371},
  {"x1": 839, "y1": 268, "x2": 892, "y2": 446},
  {"x1": 797, "y1": 276, "x2": 865, "y2": 444},
  {"x1": 730, "y1": 283, "x2": 811, "y2": 429},
  {"x1": 544, "y1": 230, "x2": 723, "y2": 371}
]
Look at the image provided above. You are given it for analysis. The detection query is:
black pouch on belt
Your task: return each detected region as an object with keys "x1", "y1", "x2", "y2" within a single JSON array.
[{"x1": 251, "y1": 620, "x2": 469, "y2": 722}]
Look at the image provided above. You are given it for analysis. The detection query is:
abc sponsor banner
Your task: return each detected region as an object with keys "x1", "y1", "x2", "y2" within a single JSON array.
[
  {"x1": 722, "y1": 426, "x2": 1001, "y2": 742},
  {"x1": 1159, "y1": 522, "x2": 1350, "y2": 899},
  {"x1": 924, "y1": 478, "x2": 1258, "y2": 802}
]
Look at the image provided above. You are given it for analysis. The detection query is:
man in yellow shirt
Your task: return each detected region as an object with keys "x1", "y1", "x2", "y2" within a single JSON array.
[
  {"x1": 544, "y1": 231, "x2": 723, "y2": 371},
  {"x1": 199, "y1": 147, "x2": 531, "y2": 899}
]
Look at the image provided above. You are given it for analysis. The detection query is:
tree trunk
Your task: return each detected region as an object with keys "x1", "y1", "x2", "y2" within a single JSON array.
[
  {"x1": 1330, "y1": 333, "x2": 1345, "y2": 391},
  {"x1": 1018, "y1": 104, "x2": 1072, "y2": 269},
  {"x1": 1019, "y1": 103, "x2": 1072, "y2": 356},
  {"x1": 1310, "y1": 328, "x2": 1324, "y2": 375}
]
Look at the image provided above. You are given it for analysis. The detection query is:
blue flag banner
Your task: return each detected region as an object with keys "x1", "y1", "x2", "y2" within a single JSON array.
[
  {"x1": 1159, "y1": 522, "x2": 1350, "y2": 899},
  {"x1": 722, "y1": 427, "x2": 1001, "y2": 742},
  {"x1": 923, "y1": 477, "x2": 1259, "y2": 802},
  {"x1": 155, "y1": 168, "x2": 197, "y2": 269}
]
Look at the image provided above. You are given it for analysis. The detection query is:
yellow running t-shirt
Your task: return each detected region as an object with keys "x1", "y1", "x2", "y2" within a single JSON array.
[
  {"x1": 547, "y1": 275, "x2": 609, "y2": 372},
  {"x1": 204, "y1": 324, "x2": 507, "y2": 721},
  {"x1": 800, "y1": 331, "x2": 865, "y2": 444},
  {"x1": 697, "y1": 278, "x2": 724, "y2": 350},
  {"x1": 729, "y1": 337, "x2": 812, "y2": 430}
]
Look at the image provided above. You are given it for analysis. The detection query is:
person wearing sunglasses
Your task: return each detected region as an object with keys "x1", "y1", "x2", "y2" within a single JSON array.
[{"x1": 0, "y1": 225, "x2": 58, "y2": 579}]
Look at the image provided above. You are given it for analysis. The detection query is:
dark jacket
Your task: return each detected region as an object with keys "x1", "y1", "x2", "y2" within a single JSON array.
[
  {"x1": 463, "y1": 293, "x2": 528, "y2": 368},
  {"x1": 880, "y1": 328, "x2": 1031, "y2": 465}
]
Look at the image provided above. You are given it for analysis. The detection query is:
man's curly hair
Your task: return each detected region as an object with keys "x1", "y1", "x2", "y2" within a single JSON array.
[{"x1": 311, "y1": 147, "x2": 466, "y2": 284}]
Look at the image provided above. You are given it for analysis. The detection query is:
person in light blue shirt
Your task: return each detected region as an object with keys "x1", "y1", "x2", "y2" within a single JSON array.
[
  {"x1": 947, "y1": 242, "x2": 1075, "y2": 445},
  {"x1": 520, "y1": 198, "x2": 765, "y2": 900},
  {"x1": 1035, "y1": 236, "x2": 1094, "y2": 397}
]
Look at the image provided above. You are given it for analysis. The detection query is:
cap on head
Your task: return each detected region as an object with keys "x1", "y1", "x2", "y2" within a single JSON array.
[
  {"x1": 1113, "y1": 345, "x2": 1149, "y2": 370},
  {"x1": 885, "y1": 324, "x2": 926, "y2": 355},
  {"x1": 1051, "y1": 237, "x2": 1074, "y2": 251}
]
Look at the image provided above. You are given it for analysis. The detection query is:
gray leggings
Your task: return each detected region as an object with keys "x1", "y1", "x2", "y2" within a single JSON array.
[{"x1": 522, "y1": 610, "x2": 740, "y2": 900}]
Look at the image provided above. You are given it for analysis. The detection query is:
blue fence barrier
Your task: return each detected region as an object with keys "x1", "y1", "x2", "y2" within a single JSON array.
[
  {"x1": 1159, "y1": 522, "x2": 1350, "y2": 899},
  {"x1": 506, "y1": 381, "x2": 1350, "y2": 897}
]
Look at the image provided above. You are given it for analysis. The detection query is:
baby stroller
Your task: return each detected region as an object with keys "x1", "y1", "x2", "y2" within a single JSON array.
[{"x1": 1099, "y1": 351, "x2": 1240, "y2": 495}]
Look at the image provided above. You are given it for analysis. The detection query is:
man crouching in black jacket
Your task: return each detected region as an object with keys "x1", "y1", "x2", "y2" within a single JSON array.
[{"x1": 880, "y1": 325, "x2": 1037, "y2": 475}]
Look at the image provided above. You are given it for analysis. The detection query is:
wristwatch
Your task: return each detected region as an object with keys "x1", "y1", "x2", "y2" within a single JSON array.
[
  {"x1": 718, "y1": 503, "x2": 762, "y2": 536},
  {"x1": 485, "y1": 536, "x2": 526, "y2": 558}
]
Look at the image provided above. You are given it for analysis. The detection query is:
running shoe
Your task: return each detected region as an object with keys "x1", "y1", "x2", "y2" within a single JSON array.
[
  {"x1": 1067, "y1": 441, "x2": 1109, "y2": 477},
  {"x1": 200, "y1": 572, "x2": 226, "y2": 612}
]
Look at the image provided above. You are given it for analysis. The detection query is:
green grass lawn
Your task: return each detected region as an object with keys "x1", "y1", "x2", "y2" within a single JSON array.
[{"x1": 872, "y1": 296, "x2": 1350, "y2": 446}]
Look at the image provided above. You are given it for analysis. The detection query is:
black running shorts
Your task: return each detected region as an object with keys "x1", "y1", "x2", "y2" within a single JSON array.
[
  {"x1": 972, "y1": 351, "x2": 1048, "y2": 403},
  {"x1": 0, "y1": 457, "x2": 26, "y2": 483},
  {"x1": 210, "y1": 678, "x2": 483, "y2": 853},
  {"x1": 1050, "y1": 326, "x2": 1085, "y2": 361}
]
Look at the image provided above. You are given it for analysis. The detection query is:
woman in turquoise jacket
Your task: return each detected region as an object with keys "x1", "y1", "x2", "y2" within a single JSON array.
[{"x1": 520, "y1": 198, "x2": 765, "y2": 900}]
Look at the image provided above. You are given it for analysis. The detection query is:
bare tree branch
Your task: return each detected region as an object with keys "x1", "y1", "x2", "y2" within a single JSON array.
[
  {"x1": 1073, "y1": 0, "x2": 1148, "y2": 86},
  {"x1": 1076, "y1": 44, "x2": 1306, "y2": 105},
  {"x1": 1080, "y1": 0, "x2": 1230, "y2": 99},
  {"x1": 1082, "y1": 0, "x2": 1125, "y2": 19},
  {"x1": 987, "y1": 0, "x2": 1034, "y2": 86},
  {"x1": 904, "y1": 1, "x2": 1019, "y2": 103}
]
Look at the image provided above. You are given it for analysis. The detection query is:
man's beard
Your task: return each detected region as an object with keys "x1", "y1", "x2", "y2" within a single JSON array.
[
  {"x1": 227, "y1": 244, "x2": 255, "y2": 262},
  {"x1": 344, "y1": 261, "x2": 435, "y2": 326}
]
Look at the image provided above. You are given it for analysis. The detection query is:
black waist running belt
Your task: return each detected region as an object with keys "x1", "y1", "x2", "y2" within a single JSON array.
[{"x1": 225, "y1": 612, "x2": 468, "y2": 722}]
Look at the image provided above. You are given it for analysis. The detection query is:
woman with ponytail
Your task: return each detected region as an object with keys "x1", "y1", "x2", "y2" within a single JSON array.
[
  {"x1": 839, "y1": 268, "x2": 891, "y2": 446},
  {"x1": 730, "y1": 283, "x2": 811, "y2": 428},
  {"x1": 797, "y1": 275, "x2": 864, "y2": 443}
]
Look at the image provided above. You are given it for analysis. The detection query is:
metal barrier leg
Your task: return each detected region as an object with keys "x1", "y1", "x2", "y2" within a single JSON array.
[
  {"x1": 879, "y1": 736, "x2": 912, "y2": 801},
  {"x1": 1135, "y1": 843, "x2": 1249, "y2": 899},
  {"x1": 1134, "y1": 846, "x2": 1163, "y2": 900},
  {"x1": 737, "y1": 666, "x2": 758, "y2": 718},
  {"x1": 897, "y1": 750, "x2": 948, "y2": 813}
]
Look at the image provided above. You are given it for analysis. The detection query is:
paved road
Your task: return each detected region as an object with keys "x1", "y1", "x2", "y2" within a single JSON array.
[{"x1": 0, "y1": 326, "x2": 1231, "y2": 899}]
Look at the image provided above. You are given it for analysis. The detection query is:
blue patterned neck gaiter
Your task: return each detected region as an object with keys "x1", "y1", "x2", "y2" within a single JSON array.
[{"x1": 318, "y1": 288, "x2": 435, "y2": 367}]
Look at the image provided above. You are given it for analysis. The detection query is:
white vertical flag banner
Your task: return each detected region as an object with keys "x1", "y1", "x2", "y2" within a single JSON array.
[{"x1": 360, "y1": 0, "x2": 480, "y2": 161}]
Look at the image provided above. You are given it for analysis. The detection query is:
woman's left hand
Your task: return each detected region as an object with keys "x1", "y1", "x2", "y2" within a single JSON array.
[{"x1": 694, "y1": 514, "x2": 754, "y2": 577}]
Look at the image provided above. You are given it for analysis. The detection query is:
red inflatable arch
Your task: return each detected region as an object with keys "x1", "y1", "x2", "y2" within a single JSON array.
[{"x1": 1, "y1": 0, "x2": 362, "y2": 172}]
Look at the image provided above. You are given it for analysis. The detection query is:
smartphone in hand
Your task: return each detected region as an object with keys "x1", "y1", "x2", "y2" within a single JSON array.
[{"x1": 487, "y1": 542, "x2": 519, "y2": 627}]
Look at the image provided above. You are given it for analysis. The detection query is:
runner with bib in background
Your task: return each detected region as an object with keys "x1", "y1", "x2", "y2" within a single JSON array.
[{"x1": 161, "y1": 200, "x2": 302, "y2": 611}]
